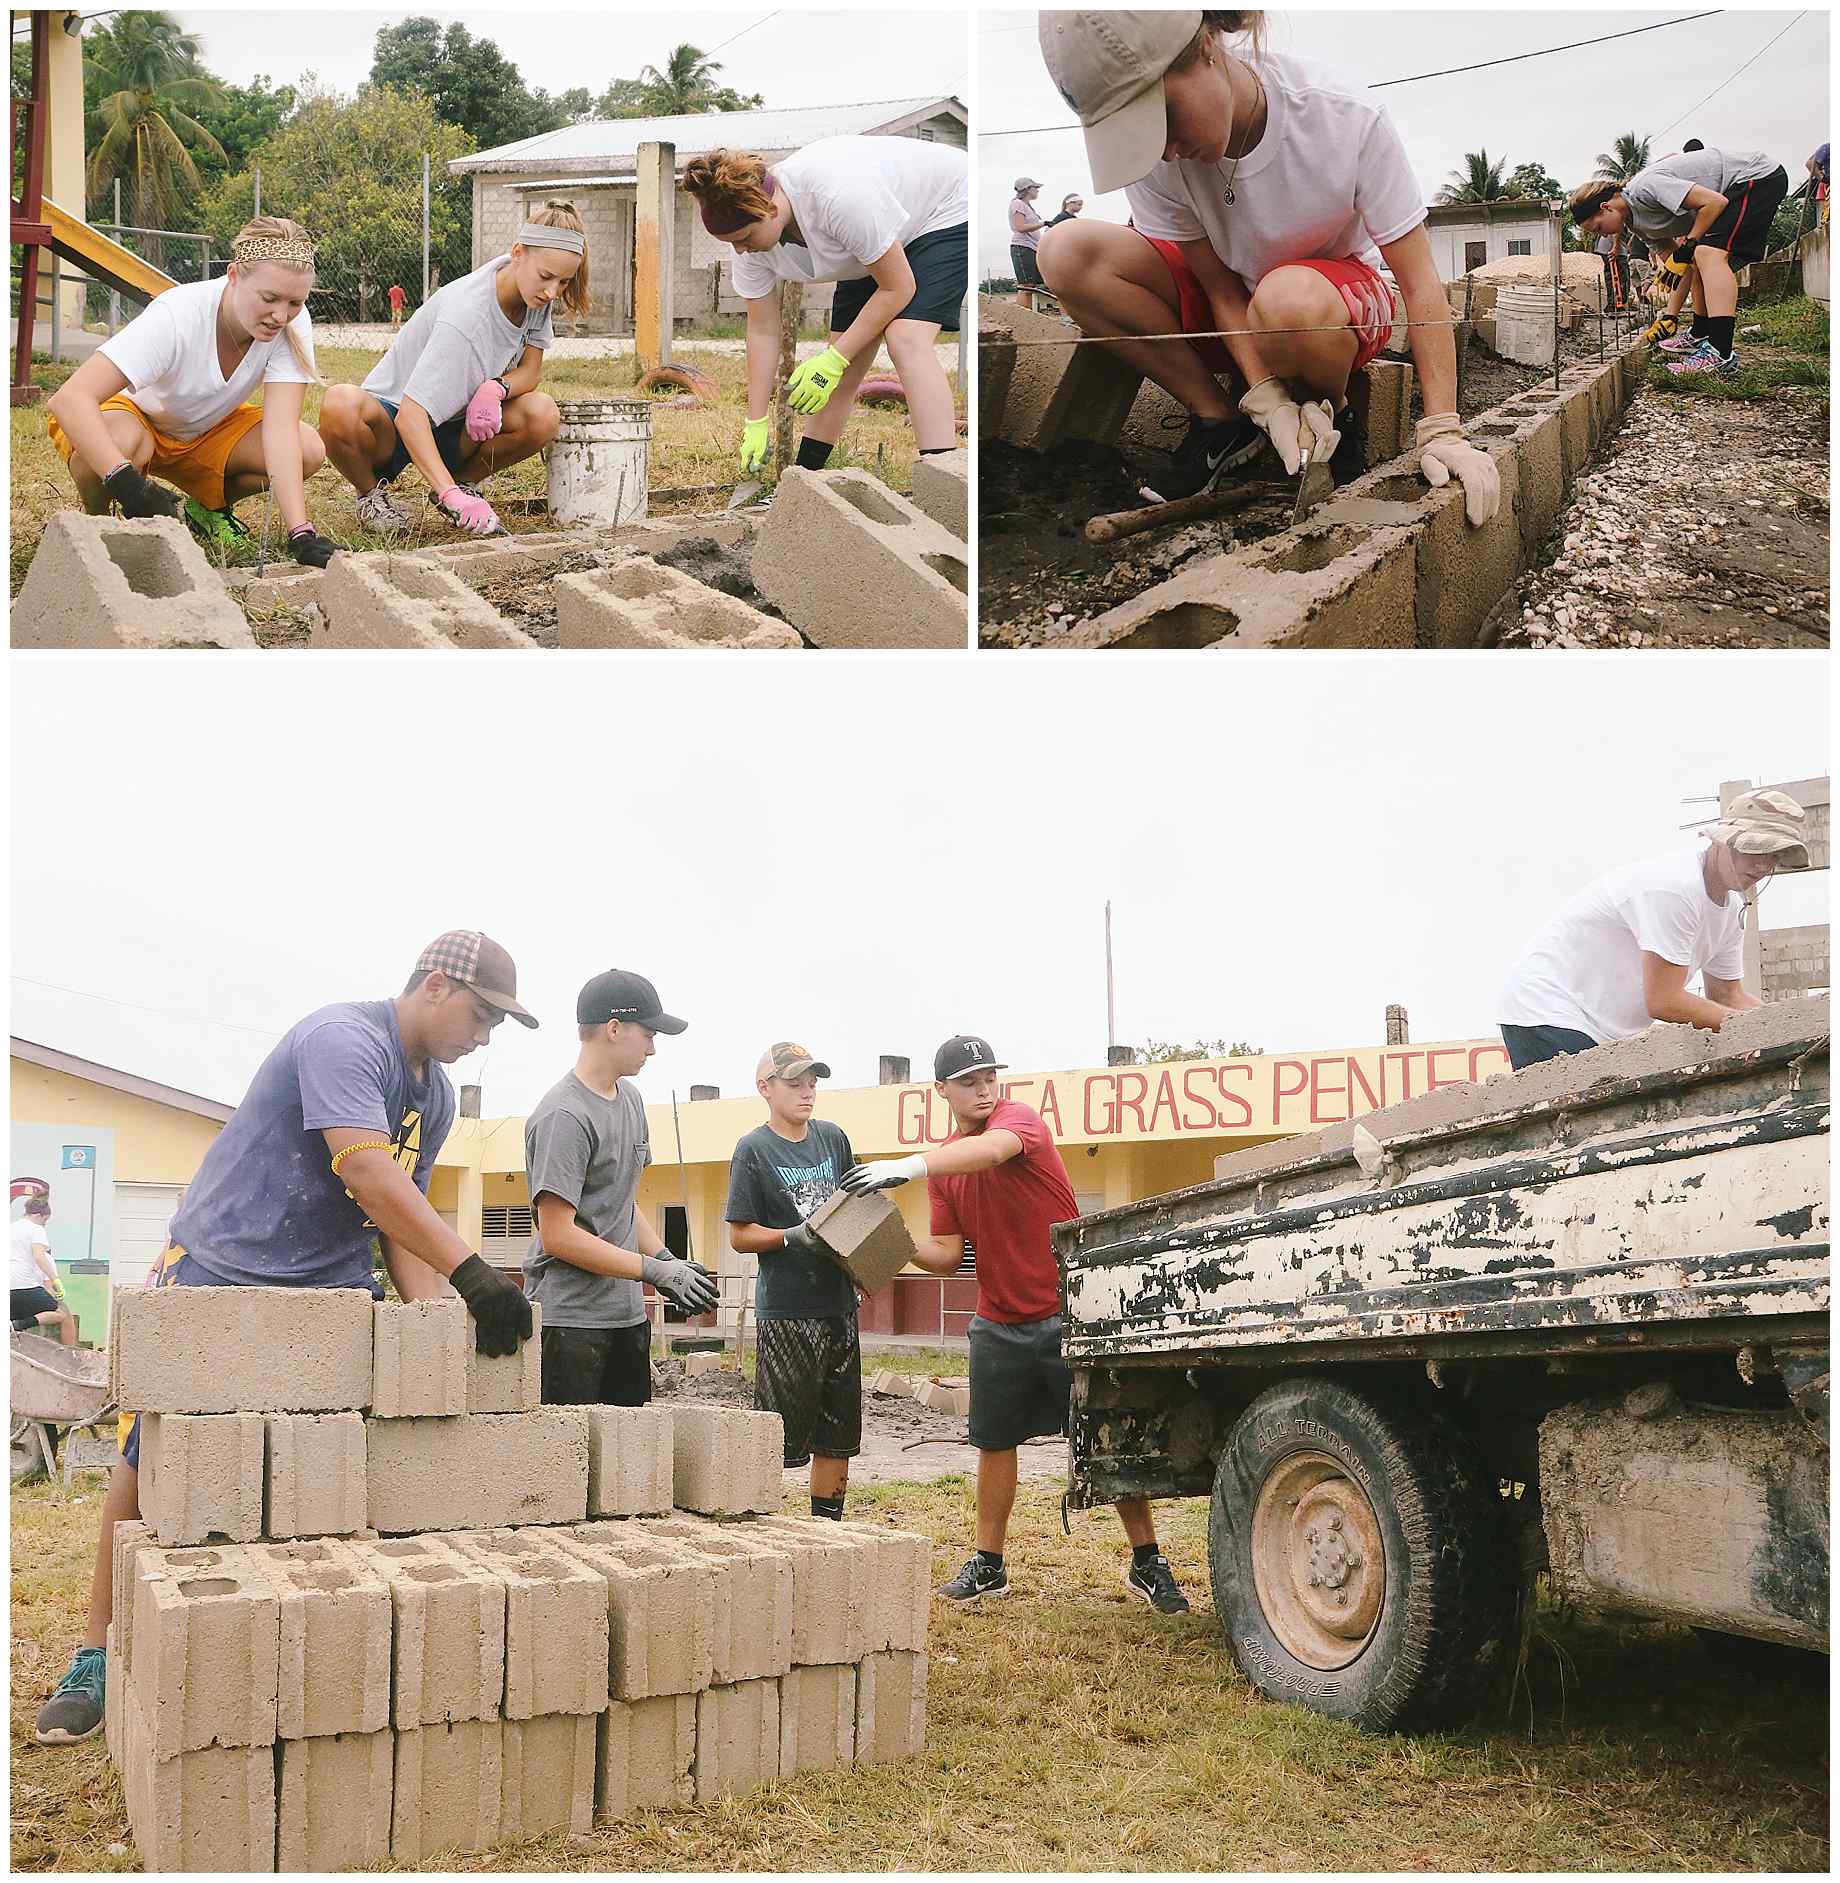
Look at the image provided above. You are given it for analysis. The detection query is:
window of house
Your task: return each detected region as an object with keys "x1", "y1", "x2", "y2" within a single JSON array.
[
  {"x1": 1508, "y1": 240, "x2": 1532, "y2": 257},
  {"x1": 482, "y1": 1206, "x2": 535, "y2": 1239}
]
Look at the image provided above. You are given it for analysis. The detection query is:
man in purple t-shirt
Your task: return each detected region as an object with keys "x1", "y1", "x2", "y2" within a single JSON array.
[{"x1": 33, "y1": 930, "x2": 540, "y2": 1749}]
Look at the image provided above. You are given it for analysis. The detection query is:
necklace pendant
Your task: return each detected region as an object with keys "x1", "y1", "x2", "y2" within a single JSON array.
[{"x1": 1221, "y1": 183, "x2": 1235, "y2": 207}]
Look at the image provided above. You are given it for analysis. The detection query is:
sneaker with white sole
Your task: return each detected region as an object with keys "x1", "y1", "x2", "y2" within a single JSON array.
[
  {"x1": 1667, "y1": 341, "x2": 1740, "y2": 378},
  {"x1": 1124, "y1": 1553, "x2": 1191, "y2": 1615},
  {"x1": 1656, "y1": 331, "x2": 1702, "y2": 355},
  {"x1": 34, "y1": 1645, "x2": 106, "y2": 1745},
  {"x1": 355, "y1": 481, "x2": 412, "y2": 534},
  {"x1": 937, "y1": 1554, "x2": 1010, "y2": 1603}
]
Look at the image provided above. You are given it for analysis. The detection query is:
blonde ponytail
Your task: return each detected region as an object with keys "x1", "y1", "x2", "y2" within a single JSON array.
[{"x1": 230, "y1": 215, "x2": 320, "y2": 383}]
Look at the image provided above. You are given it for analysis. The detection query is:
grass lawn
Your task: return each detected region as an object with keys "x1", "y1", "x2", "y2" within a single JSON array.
[
  {"x1": 9, "y1": 344, "x2": 956, "y2": 596},
  {"x1": 1644, "y1": 293, "x2": 1831, "y2": 402},
  {"x1": 10, "y1": 1471, "x2": 1827, "y2": 1873}
]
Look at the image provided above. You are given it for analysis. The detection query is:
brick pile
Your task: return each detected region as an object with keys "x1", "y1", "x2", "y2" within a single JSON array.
[{"x1": 106, "y1": 1288, "x2": 928, "y2": 1870}]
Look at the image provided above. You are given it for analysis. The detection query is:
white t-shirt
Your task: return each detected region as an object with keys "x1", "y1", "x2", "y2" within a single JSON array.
[
  {"x1": 11, "y1": 1216, "x2": 53, "y2": 1290},
  {"x1": 98, "y1": 276, "x2": 313, "y2": 440},
  {"x1": 731, "y1": 136, "x2": 969, "y2": 297},
  {"x1": 1009, "y1": 195, "x2": 1043, "y2": 251},
  {"x1": 1499, "y1": 847, "x2": 1747, "y2": 1044},
  {"x1": 1125, "y1": 51, "x2": 1425, "y2": 295}
]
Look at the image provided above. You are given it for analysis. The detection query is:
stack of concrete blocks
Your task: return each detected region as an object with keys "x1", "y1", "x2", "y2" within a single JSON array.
[
  {"x1": 105, "y1": 1286, "x2": 929, "y2": 1871},
  {"x1": 978, "y1": 294, "x2": 1143, "y2": 453}
]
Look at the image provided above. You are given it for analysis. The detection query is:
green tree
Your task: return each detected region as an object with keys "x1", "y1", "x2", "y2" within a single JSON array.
[
  {"x1": 1593, "y1": 133, "x2": 1651, "y2": 184},
  {"x1": 200, "y1": 83, "x2": 474, "y2": 321},
  {"x1": 1436, "y1": 149, "x2": 1510, "y2": 205},
  {"x1": 1505, "y1": 161, "x2": 1563, "y2": 202},
  {"x1": 1125, "y1": 1039, "x2": 1263, "y2": 1063},
  {"x1": 370, "y1": 17, "x2": 560, "y2": 150},
  {"x1": 191, "y1": 74, "x2": 297, "y2": 181},
  {"x1": 597, "y1": 44, "x2": 766, "y2": 118}
]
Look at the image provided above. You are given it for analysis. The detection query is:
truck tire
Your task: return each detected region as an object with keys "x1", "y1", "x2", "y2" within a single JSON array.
[{"x1": 1209, "y1": 1378, "x2": 1514, "y2": 1732}]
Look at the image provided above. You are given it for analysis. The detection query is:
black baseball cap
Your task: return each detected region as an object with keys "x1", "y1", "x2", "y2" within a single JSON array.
[
  {"x1": 576, "y1": 969, "x2": 687, "y2": 1034},
  {"x1": 934, "y1": 1034, "x2": 1007, "y2": 1082}
]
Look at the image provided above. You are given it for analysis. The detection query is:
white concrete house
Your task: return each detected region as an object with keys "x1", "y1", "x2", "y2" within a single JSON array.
[{"x1": 1425, "y1": 200, "x2": 1560, "y2": 280}]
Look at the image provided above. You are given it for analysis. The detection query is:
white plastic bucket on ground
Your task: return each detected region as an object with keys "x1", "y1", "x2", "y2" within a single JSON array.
[
  {"x1": 547, "y1": 398, "x2": 652, "y2": 526},
  {"x1": 1493, "y1": 283, "x2": 1559, "y2": 366}
]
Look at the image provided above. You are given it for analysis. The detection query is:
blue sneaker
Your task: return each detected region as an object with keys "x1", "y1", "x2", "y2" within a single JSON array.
[{"x1": 34, "y1": 1645, "x2": 106, "y2": 1745}]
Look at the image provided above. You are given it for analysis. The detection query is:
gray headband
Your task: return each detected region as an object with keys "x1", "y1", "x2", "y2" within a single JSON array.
[{"x1": 516, "y1": 222, "x2": 585, "y2": 254}]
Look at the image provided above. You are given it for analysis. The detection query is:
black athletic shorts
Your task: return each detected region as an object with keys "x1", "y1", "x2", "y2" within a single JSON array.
[
  {"x1": 1010, "y1": 243, "x2": 1045, "y2": 288},
  {"x1": 831, "y1": 223, "x2": 968, "y2": 334},
  {"x1": 376, "y1": 396, "x2": 473, "y2": 486},
  {"x1": 1699, "y1": 166, "x2": 1790, "y2": 269},
  {"x1": 754, "y1": 1315, "x2": 862, "y2": 1467},
  {"x1": 1499, "y1": 1023, "x2": 1599, "y2": 1071},
  {"x1": 540, "y1": 1321, "x2": 653, "y2": 1407},
  {"x1": 968, "y1": 1313, "x2": 1071, "y2": 1452},
  {"x1": 11, "y1": 1285, "x2": 60, "y2": 1330}
]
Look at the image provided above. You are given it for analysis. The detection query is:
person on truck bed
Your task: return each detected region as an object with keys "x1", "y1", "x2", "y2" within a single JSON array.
[
  {"x1": 841, "y1": 1034, "x2": 1192, "y2": 1614},
  {"x1": 1497, "y1": 789, "x2": 1808, "y2": 1071},
  {"x1": 31, "y1": 931, "x2": 540, "y2": 1749}
]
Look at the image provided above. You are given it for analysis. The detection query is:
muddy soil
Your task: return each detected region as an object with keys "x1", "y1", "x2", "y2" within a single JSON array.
[
  {"x1": 650, "y1": 534, "x2": 801, "y2": 636},
  {"x1": 468, "y1": 547, "x2": 607, "y2": 647}
]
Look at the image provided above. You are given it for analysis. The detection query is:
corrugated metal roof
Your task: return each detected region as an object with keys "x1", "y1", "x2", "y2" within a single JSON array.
[{"x1": 452, "y1": 96, "x2": 961, "y2": 175}]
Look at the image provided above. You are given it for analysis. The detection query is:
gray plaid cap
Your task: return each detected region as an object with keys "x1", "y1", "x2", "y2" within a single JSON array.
[{"x1": 414, "y1": 930, "x2": 538, "y2": 1028}]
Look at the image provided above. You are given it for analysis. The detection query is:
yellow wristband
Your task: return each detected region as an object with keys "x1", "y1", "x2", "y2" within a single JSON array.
[{"x1": 330, "y1": 1138, "x2": 392, "y2": 1178}]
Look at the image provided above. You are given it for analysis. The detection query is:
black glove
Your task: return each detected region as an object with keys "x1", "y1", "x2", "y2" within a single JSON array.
[
  {"x1": 783, "y1": 1221, "x2": 829, "y2": 1259},
  {"x1": 1673, "y1": 236, "x2": 1700, "y2": 262},
  {"x1": 449, "y1": 1253, "x2": 534, "y2": 1357},
  {"x1": 103, "y1": 462, "x2": 183, "y2": 520},
  {"x1": 286, "y1": 526, "x2": 339, "y2": 568},
  {"x1": 641, "y1": 1254, "x2": 720, "y2": 1315}
]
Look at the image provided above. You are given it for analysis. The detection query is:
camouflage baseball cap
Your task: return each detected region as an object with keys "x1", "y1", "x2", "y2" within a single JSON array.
[
  {"x1": 756, "y1": 1041, "x2": 832, "y2": 1081},
  {"x1": 1710, "y1": 788, "x2": 1810, "y2": 868},
  {"x1": 414, "y1": 930, "x2": 538, "y2": 1027}
]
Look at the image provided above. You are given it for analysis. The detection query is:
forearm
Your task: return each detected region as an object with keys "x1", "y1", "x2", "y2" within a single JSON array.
[
  {"x1": 745, "y1": 308, "x2": 780, "y2": 418},
  {"x1": 1646, "y1": 989, "x2": 1736, "y2": 1029},
  {"x1": 909, "y1": 1236, "x2": 961, "y2": 1275},
  {"x1": 342, "y1": 1156, "x2": 473, "y2": 1275},
  {"x1": 262, "y1": 411, "x2": 308, "y2": 532},
  {"x1": 631, "y1": 1207, "x2": 666, "y2": 1262},
  {"x1": 394, "y1": 400, "x2": 458, "y2": 492},
  {"x1": 542, "y1": 1215, "x2": 648, "y2": 1279},
  {"x1": 1200, "y1": 273, "x2": 1268, "y2": 389},
  {"x1": 47, "y1": 389, "x2": 133, "y2": 479},
  {"x1": 505, "y1": 357, "x2": 543, "y2": 397},
  {"x1": 832, "y1": 288, "x2": 906, "y2": 367},
  {"x1": 728, "y1": 1222, "x2": 786, "y2": 1256},
  {"x1": 1404, "y1": 276, "x2": 1457, "y2": 415},
  {"x1": 382, "y1": 1236, "x2": 455, "y2": 1301},
  {"x1": 36, "y1": 1250, "x2": 61, "y2": 1288},
  {"x1": 919, "y1": 1134, "x2": 1013, "y2": 1178}
]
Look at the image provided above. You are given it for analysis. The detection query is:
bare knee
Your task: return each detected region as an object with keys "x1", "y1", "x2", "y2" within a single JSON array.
[
  {"x1": 521, "y1": 391, "x2": 561, "y2": 446},
  {"x1": 297, "y1": 423, "x2": 327, "y2": 477},
  {"x1": 1249, "y1": 266, "x2": 1343, "y2": 334},
  {"x1": 316, "y1": 383, "x2": 365, "y2": 444},
  {"x1": 1037, "y1": 219, "x2": 1102, "y2": 292},
  {"x1": 884, "y1": 323, "x2": 940, "y2": 375}
]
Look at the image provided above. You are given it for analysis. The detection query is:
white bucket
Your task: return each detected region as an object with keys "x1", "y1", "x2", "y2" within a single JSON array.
[
  {"x1": 1493, "y1": 283, "x2": 1559, "y2": 367},
  {"x1": 547, "y1": 398, "x2": 652, "y2": 527}
]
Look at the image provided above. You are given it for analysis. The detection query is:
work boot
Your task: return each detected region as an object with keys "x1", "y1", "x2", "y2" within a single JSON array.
[
  {"x1": 937, "y1": 1554, "x2": 1010, "y2": 1603},
  {"x1": 34, "y1": 1645, "x2": 106, "y2": 1745},
  {"x1": 355, "y1": 480, "x2": 411, "y2": 535},
  {"x1": 1146, "y1": 411, "x2": 1265, "y2": 501},
  {"x1": 1124, "y1": 1552, "x2": 1191, "y2": 1615}
]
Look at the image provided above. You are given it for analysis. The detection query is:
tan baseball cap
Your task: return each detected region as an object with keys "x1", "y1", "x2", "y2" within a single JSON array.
[
  {"x1": 415, "y1": 930, "x2": 538, "y2": 1028},
  {"x1": 1039, "y1": 10, "x2": 1200, "y2": 195},
  {"x1": 1709, "y1": 789, "x2": 1811, "y2": 868},
  {"x1": 757, "y1": 1042, "x2": 831, "y2": 1082}
]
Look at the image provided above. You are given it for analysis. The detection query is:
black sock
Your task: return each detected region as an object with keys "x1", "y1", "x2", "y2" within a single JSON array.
[
  {"x1": 810, "y1": 1493, "x2": 845, "y2": 1521},
  {"x1": 1690, "y1": 313, "x2": 1712, "y2": 340},
  {"x1": 795, "y1": 437, "x2": 834, "y2": 471},
  {"x1": 976, "y1": 1548, "x2": 1003, "y2": 1570},
  {"x1": 1132, "y1": 1542, "x2": 1160, "y2": 1567},
  {"x1": 1706, "y1": 315, "x2": 1736, "y2": 359}
]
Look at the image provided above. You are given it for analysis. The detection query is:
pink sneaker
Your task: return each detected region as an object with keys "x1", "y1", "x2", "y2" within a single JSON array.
[
  {"x1": 1656, "y1": 332, "x2": 1699, "y2": 354},
  {"x1": 1666, "y1": 342, "x2": 1739, "y2": 378}
]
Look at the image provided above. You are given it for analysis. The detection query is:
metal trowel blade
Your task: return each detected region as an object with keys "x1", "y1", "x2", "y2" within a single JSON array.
[
  {"x1": 1291, "y1": 456, "x2": 1334, "y2": 528},
  {"x1": 726, "y1": 479, "x2": 765, "y2": 511}
]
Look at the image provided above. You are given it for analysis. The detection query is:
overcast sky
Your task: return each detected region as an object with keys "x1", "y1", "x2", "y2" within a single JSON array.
[
  {"x1": 979, "y1": 8, "x2": 1830, "y2": 277},
  {"x1": 9, "y1": 657, "x2": 1828, "y2": 1118}
]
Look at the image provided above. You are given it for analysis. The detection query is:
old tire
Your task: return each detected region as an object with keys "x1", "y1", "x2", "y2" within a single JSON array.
[
  {"x1": 857, "y1": 375, "x2": 908, "y2": 407},
  {"x1": 637, "y1": 364, "x2": 718, "y2": 402},
  {"x1": 1209, "y1": 1378, "x2": 1514, "y2": 1733}
]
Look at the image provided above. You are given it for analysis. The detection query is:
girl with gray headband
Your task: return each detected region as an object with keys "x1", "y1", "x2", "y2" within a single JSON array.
[{"x1": 318, "y1": 202, "x2": 590, "y2": 538}]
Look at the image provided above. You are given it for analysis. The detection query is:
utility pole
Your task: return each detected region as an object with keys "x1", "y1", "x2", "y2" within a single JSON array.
[{"x1": 1104, "y1": 900, "x2": 1116, "y2": 1057}]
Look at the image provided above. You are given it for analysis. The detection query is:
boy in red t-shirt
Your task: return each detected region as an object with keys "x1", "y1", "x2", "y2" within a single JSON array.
[
  {"x1": 842, "y1": 1034, "x2": 1189, "y2": 1612},
  {"x1": 387, "y1": 282, "x2": 407, "y2": 329}
]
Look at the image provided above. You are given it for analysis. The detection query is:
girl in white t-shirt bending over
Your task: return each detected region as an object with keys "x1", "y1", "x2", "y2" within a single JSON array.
[
  {"x1": 46, "y1": 217, "x2": 336, "y2": 567},
  {"x1": 684, "y1": 138, "x2": 968, "y2": 487},
  {"x1": 1036, "y1": 10, "x2": 1497, "y2": 522}
]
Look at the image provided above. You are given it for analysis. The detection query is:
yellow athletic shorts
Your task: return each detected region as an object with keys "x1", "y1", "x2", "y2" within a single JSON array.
[{"x1": 49, "y1": 397, "x2": 265, "y2": 512}]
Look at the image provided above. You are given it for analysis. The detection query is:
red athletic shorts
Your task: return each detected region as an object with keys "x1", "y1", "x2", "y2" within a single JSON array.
[{"x1": 1138, "y1": 236, "x2": 1397, "y2": 378}]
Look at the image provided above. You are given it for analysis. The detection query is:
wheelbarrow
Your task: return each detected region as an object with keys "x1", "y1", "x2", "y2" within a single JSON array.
[{"x1": 10, "y1": 1332, "x2": 115, "y2": 1496}]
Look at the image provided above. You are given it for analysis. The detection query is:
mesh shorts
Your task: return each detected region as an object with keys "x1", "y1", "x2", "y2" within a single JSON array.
[
  {"x1": 754, "y1": 1315, "x2": 862, "y2": 1466},
  {"x1": 967, "y1": 1313, "x2": 1071, "y2": 1451}
]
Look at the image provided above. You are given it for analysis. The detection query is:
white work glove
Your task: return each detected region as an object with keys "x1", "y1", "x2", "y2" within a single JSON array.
[
  {"x1": 1415, "y1": 413, "x2": 1501, "y2": 526},
  {"x1": 1239, "y1": 377, "x2": 1340, "y2": 477},
  {"x1": 839, "y1": 1154, "x2": 928, "y2": 1196}
]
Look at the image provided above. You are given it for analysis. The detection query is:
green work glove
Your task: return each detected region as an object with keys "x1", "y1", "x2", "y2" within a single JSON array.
[
  {"x1": 740, "y1": 416, "x2": 771, "y2": 474},
  {"x1": 1641, "y1": 311, "x2": 1679, "y2": 344},
  {"x1": 785, "y1": 344, "x2": 851, "y2": 414}
]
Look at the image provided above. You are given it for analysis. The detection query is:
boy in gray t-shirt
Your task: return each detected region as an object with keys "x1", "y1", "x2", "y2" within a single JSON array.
[{"x1": 525, "y1": 970, "x2": 718, "y2": 1407}]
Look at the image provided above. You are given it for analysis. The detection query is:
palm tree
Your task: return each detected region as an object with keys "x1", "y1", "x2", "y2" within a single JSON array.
[
  {"x1": 1436, "y1": 150, "x2": 1509, "y2": 205},
  {"x1": 85, "y1": 12, "x2": 227, "y2": 270},
  {"x1": 1593, "y1": 133, "x2": 1652, "y2": 184},
  {"x1": 636, "y1": 44, "x2": 726, "y2": 115}
]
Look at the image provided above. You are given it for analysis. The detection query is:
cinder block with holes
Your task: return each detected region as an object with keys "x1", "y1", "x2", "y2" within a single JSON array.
[
  {"x1": 977, "y1": 310, "x2": 1016, "y2": 442},
  {"x1": 372, "y1": 1298, "x2": 471, "y2": 1417},
  {"x1": 265, "y1": 1411, "x2": 367, "y2": 1540},
  {"x1": 749, "y1": 1516, "x2": 873, "y2": 1665},
  {"x1": 317, "y1": 552, "x2": 530, "y2": 649},
  {"x1": 556, "y1": 553, "x2": 801, "y2": 649},
  {"x1": 552, "y1": 1521, "x2": 718, "y2": 1698},
  {"x1": 835, "y1": 1521, "x2": 931, "y2": 1653},
  {"x1": 693, "y1": 1677, "x2": 782, "y2": 1802},
  {"x1": 253, "y1": 1538, "x2": 392, "y2": 1740},
  {"x1": 110, "y1": 1519, "x2": 156, "y2": 1669},
  {"x1": 982, "y1": 294, "x2": 1144, "y2": 452},
  {"x1": 1347, "y1": 359, "x2": 1415, "y2": 467},
  {"x1": 751, "y1": 469, "x2": 967, "y2": 649},
  {"x1": 597, "y1": 1692, "x2": 697, "y2": 1817},
  {"x1": 278, "y1": 1728, "x2": 394, "y2": 1871},
  {"x1": 660, "y1": 1404, "x2": 785, "y2": 1517},
  {"x1": 120, "y1": 1674, "x2": 276, "y2": 1872},
  {"x1": 343, "y1": 1534, "x2": 507, "y2": 1727},
  {"x1": 13, "y1": 513, "x2": 256, "y2": 648},
  {"x1": 131, "y1": 1543, "x2": 281, "y2": 1759},
  {"x1": 586, "y1": 1404, "x2": 674, "y2": 1516},
  {"x1": 390, "y1": 1717, "x2": 504, "y2": 1864},
  {"x1": 501, "y1": 1714, "x2": 598, "y2": 1841},
  {"x1": 445, "y1": 1530, "x2": 610, "y2": 1718},
  {"x1": 636, "y1": 1514, "x2": 794, "y2": 1682},
  {"x1": 909, "y1": 447, "x2": 969, "y2": 541}
]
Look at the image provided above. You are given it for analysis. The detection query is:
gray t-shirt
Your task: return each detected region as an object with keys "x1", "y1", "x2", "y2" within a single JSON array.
[
  {"x1": 522, "y1": 1072, "x2": 651, "y2": 1329},
  {"x1": 1624, "y1": 149, "x2": 1777, "y2": 242},
  {"x1": 361, "y1": 254, "x2": 554, "y2": 425}
]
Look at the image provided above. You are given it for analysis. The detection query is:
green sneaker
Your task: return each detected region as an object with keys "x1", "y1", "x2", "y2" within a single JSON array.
[
  {"x1": 182, "y1": 495, "x2": 249, "y2": 550},
  {"x1": 34, "y1": 1645, "x2": 106, "y2": 1745}
]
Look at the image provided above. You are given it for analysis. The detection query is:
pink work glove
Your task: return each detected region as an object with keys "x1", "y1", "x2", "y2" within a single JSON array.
[
  {"x1": 464, "y1": 377, "x2": 506, "y2": 442},
  {"x1": 435, "y1": 485, "x2": 502, "y2": 536}
]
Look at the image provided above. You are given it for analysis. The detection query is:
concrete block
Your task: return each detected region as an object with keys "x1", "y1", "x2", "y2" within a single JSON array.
[
  {"x1": 751, "y1": 469, "x2": 967, "y2": 649},
  {"x1": 854, "y1": 1648, "x2": 928, "y2": 1764},
  {"x1": 597, "y1": 1692, "x2": 697, "y2": 1817},
  {"x1": 365, "y1": 1407, "x2": 590, "y2": 1533},
  {"x1": 637, "y1": 1514, "x2": 794, "y2": 1682},
  {"x1": 1464, "y1": 401, "x2": 1565, "y2": 560},
  {"x1": 446, "y1": 1529, "x2": 610, "y2": 1718},
  {"x1": 750, "y1": 1516, "x2": 873, "y2": 1665},
  {"x1": 1071, "y1": 518, "x2": 1418, "y2": 650},
  {"x1": 111, "y1": 1284, "x2": 374, "y2": 1414},
  {"x1": 807, "y1": 1189, "x2": 916, "y2": 1295},
  {"x1": 131, "y1": 1544, "x2": 280, "y2": 1759},
  {"x1": 468, "y1": 1299, "x2": 543, "y2": 1412},
  {"x1": 13, "y1": 512, "x2": 256, "y2": 649},
  {"x1": 977, "y1": 313, "x2": 1016, "y2": 443},
  {"x1": 317, "y1": 552, "x2": 529, "y2": 649},
  {"x1": 372, "y1": 1297, "x2": 471, "y2": 1416},
  {"x1": 344, "y1": 1534, "x2": 507, "y2": 1727},
  {"x1": 982, "y1": 293, "x2": 1144, "y2": 452},
  {"x1": 779, "y1": 1663, "x2": 856, "y2": 1775},
  {"x1": 121, "y1": 1675, "x2": 277, "y2": 1873},
  {"x1": 916, "y1": 1379, "x2": 971, "y2": 1416},
  {"x1": 104, "y1": 1623, "x2": 122, "y2": 1767},
  {"x1": 277, "y1": 1729, "x2": 393, "y2": 1872},
  {"x1": 866, "y1": 1369, "x2": 910, "y2": 1397},
  {"x1": 836, "y1": 1521, "x2": 932, "y2": 1652},
  {"x1": 684, "y1": 1349, "x2": 722, "y2": 1376},
  {"x1": 264, "y1": 1411, "x2": 367, "y2": 1539},
  {"x1": 253, "y1": 1538, "x2": 392, "y2": 1740},
  {"x1": 502, "y1": 1712, "x2": 598, "y2": 1841},
  {"x1": 587, "y1": 1404, "x2": 674, "y2": 1515},
  {"x1": 139, "y1": 1413, "x2": 266, "y2": 1545},
  {"x1": 1347, "y1": 359, "x2": 1415, "y2": 467},
  {"x1": 109, "y1": 1519, "x2": 155, "y2": 1671},
  {"x1": 553, "y1": 1522, "x2": 719, "y2": 1698},
  {"x1": 664, "y1": 1404, "x2": 785, "y2": 1516},
  {"x1": 694, "y1": 1677, "x2": 782, "y2": 1803},
  {"x1": 390, "y1": 1717, "x2": 504, "y2": 1864},
  {"x1": 909, "y1": 447, "x2": 969, "y2": 541},
  {"x1": 556, "y1": 553, "x2": 801, "y2": 649}
]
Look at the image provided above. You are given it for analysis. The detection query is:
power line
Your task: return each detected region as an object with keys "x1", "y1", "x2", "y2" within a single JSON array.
[
  {"x1": 11, "y1": 975, "x2": 286, "y2": 1042},
  {"x1": 1651, "y1": 10, "x2": 1808, "y2": 139},
  {"x1": 705, "y1": 11, "x2": 781, "y2": 59}
]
